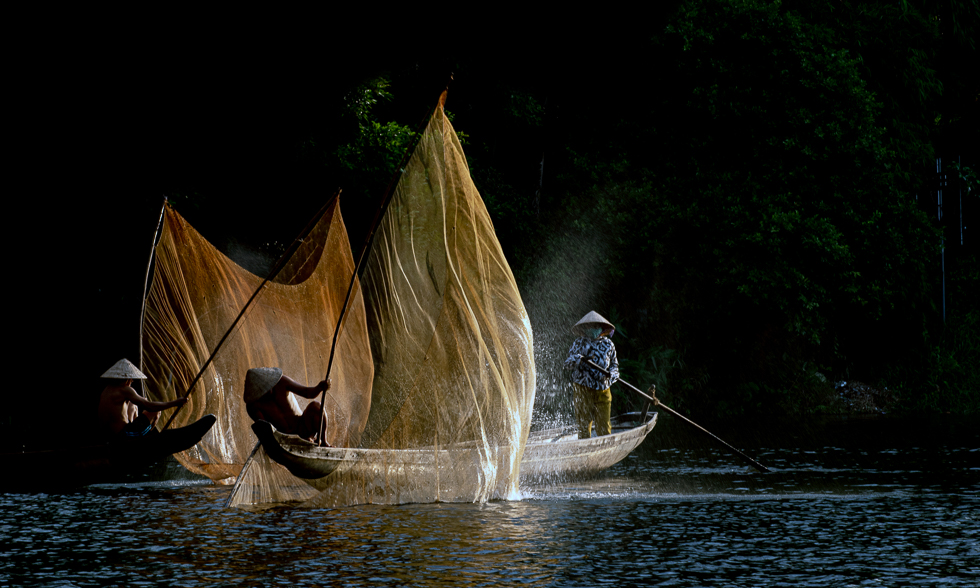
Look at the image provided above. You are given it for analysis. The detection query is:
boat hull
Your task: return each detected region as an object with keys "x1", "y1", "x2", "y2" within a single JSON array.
[
  {"x1": 1, "y1": 415, "x2": 217, "y2": 492},
  {"x1": 253, "y1": 421, "x2": 513, "y2": 484},
  {"x1": 252, "y1": 420, "x2": 518, "y2": 505},
  {"x1": 253, "y1": 411, "x2": 658, "y2": 493},
  {"x1": 520, "y1": 412, "x2": 658, "y2": 483},
  {"x1": 251, "y1": 421, "x2": 354, "y2": 480}
]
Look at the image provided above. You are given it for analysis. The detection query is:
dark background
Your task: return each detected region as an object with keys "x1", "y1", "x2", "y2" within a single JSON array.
[{"x1": 8, "y1": 2, "x2": 977, "y2": 449}]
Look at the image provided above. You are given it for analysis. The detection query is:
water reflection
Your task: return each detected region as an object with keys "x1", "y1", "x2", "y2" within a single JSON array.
[{"x1": 2, "y1": 418, "x2": 978, "y2": 587}]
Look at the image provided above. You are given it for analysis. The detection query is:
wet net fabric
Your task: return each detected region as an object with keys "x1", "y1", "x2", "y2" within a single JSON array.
[
  {"x1": 302, "y1": 103, "x2": 535, "y2": 506},
  {"x1": 230, "y1": 102, "x2": 536, "y2": 507},
  {"x1": 145, "y1": 100, "x2": 535, "y2": 506},
  {"x1": 228, "y1": 446, "x2": 321, "y2": 505},
  {"x1": 142, "y1": 199, "x2": 374, "y2": 484}
]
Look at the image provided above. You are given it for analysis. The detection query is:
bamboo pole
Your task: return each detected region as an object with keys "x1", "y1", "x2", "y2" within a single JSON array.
[
  {"x1": 315, "y1": 80, "x2": 454, "y2": 446},
  {"x1": 227, "y1": 82, "x2": 452, "y2": 500},
  {"x1": 584, "y1": 359, "x2": 770, "y2": 473},
  {"x1": 160, "y1": 194, "x2": 339, "y2": 431},
  {"x1": 224, "y1": 442, "x2": 261, "y2": 508},
  {"x1": 137, "y1": 196, "x2": 169, "y2": 399}
]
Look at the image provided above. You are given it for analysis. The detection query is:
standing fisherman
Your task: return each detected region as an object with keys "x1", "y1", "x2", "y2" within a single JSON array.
[{"x1": 564, "y1": 311, "x2": 619, "y2": 439}]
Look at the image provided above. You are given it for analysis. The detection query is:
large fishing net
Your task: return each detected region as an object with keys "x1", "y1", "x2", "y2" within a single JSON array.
[
  {"x1": 145, "y1": 101, "x2": 535, "y2": 507},
  {"x1": 142, "y1": 198, "x2": 374, "y2": 485},
  {"x1": 292, "y1": 102, "x2": 535, "y2": 507}
]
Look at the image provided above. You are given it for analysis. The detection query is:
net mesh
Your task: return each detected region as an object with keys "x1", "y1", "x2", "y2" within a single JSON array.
[
  {"x1": 146, "y1": 101, "x2": 535, "y2": 506},
  {"x1": 142, "y1": 199, "x2": 374, "y2": 484},
  {"x1": 291, "y1": 102, "x2": 535, "y2": 507}
]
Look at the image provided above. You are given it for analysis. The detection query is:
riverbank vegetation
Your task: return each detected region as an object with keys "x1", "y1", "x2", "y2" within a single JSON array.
[{"x1": 315, "y1": 0, "x2": 978, "y2": 419}]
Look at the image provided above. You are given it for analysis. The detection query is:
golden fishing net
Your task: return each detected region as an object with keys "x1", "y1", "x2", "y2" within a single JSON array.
[
  {"x1": 290, "y1": 102, "x2": 536, "y2": 507},
  {"x1": 147, "y1": 101, "x2": 535, "y2": 506},
  {"x1": 142, "y1": 199, "x2": 374, "y2": 484}
]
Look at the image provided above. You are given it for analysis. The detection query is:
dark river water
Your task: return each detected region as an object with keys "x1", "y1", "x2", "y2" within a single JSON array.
[{"x1": 2, "y1": 415, "x2": 978, "y2": 587}]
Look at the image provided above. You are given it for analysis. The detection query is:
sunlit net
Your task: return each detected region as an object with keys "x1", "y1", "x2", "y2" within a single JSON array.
[
  {"x1": 143, "y1": 198, "x2": 374, "y2": 485},
  {"x1": 146, "y1": 102, "x2": 535, "y2": 506},
  {"x1": 296, "y1": 103, "x2": 536, "y2": 507}
]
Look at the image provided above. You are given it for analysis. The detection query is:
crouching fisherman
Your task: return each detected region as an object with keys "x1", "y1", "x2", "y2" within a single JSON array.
[
  {"x1": 98, "y1": 358, "x2": 187, "y2": 438},
  {"x1": 244, "y1": 367, "x2": 331, "y2": 444}
]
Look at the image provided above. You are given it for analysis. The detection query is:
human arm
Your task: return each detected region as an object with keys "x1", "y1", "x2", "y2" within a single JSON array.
[
  {"x1": 607, "y1": 344, "x2": 619, "y2": 385},
  {"x1": 121, "y1": 387, "x2": 187, "y2": 411},
  {"x1": 564, "y1": 339, "x2": 587, "y2": 369},
  {"x1": 589, "y1": 338, "x2": 619, "y2": 384},
  {"x1": 277, "y1": 375, "x2": 331, "y2": 400}
]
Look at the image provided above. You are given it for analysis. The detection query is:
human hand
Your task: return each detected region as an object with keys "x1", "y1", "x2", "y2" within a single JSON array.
[{"x1": 319, "y1": 378, "x2": 331, "y2": 392}]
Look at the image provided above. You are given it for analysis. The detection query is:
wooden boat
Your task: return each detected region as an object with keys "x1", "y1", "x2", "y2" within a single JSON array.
[
  {"x1": 252, "y1": 420, "x2": 506, "y2": 482},
  {"x1": 1, "y1": 414, "x2": 216, "y2": 492},
  {"x1": 252, "y1": 411, "x2": 657, "y2": 485},
  {"x1": 249, "y1": 418, "x2": 524, "y2": 505},
  {"x1": 520, "y1": 411, "x2": 658, "y2": 483}
]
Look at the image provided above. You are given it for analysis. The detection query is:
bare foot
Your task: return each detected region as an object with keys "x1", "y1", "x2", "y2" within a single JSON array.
[{"x1": 306, "y1": 434, "x2": 333, "y2": 447}]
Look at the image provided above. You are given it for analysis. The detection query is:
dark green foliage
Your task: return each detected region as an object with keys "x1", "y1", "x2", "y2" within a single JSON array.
[
  {"x1": 505, "y1": 0, "x2": 974, "y2": 418},
  {"x1": 332, "y1": 79, "x2": 418, "y2": 202},
  {"x1": 179, "y1": 3, "x2": 970, "y2": 419},
  {"x1": 897, "y1": 251, "x2": 980, "y2": 414}
]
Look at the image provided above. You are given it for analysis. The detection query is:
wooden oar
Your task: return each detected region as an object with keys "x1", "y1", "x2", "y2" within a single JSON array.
[{"x1": 584, "y1": 359, "x2": 770, "y2": 473}]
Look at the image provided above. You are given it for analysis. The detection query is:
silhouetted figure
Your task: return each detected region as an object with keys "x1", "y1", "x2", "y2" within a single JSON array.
[
  {"x1": 98, "y1": 359, "x2": 187, "y2": 438},
  {"x1": 244, "y1": 367, "x2": 331, "y2": 444}
]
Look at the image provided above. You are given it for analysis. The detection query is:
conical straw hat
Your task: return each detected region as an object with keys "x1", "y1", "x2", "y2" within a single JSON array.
[
  {"x1": 244, "y1": 367, "x2": 283, "y2": 403},
  {"x1": 571, "y1": 311, "x2": 615, "y2": 336},
  {"x1": 101, "y1": 358, "x2": 147, "y2": 380}
]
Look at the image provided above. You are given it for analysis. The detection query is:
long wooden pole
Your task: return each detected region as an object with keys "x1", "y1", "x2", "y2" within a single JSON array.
[
  {"x1": 137, "y1": 196, "x2": 169, "y2": 399},
  {"x1": 315, "y1": 83, "x2": 452, "y2": 446},
  {"x1": 160, "y1": 194, "x2": 339, "y2": 431},
  {"x1": 226, "y1": 86, "x2": 444, "y2": 495},
  {"x1": 584, "y1": 359, "x2": 770, "y2": 473},
  {"x1": 224, "y1": 442, "x2": 262, "y2": 508}
]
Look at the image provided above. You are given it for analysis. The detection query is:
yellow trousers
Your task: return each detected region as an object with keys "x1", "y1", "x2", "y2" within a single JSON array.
[{"x1": 573, "y1": 383, "x2": 611, "y2": 439}]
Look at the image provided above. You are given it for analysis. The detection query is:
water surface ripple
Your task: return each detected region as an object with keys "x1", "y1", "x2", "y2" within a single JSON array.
[{"x1": 2, "y1": 423, "x2": 978, "y2": 587}]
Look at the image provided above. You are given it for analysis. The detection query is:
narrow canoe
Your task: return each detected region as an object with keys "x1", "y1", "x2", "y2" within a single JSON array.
[
  {"x1": 251, "y1": 421, "x2": 520, "y2": 504},
  {"x1": 254, "y1": 411, "x2": 658, "y2": 485},
  {"x1": 1, "y1": 414, "x2": 217, "y2": 491},
  {"x1": 520, "y1": 411, "x2": 658, "y2": 483}
]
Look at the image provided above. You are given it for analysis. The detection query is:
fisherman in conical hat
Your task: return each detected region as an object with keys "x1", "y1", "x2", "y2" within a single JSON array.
[
  {"x1": 244, "y1": 367, "x2": 332, "y2": 444},
  {"x1": 564, "y1": 311, "x2": 619, "y2": 439},
  {"x1": 97, "y1": 359, "x2": 188, "y2": 438}
]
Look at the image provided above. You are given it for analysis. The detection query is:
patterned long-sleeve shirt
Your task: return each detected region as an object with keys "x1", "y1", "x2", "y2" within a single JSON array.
[{"x1": 564, "y1": 336, "x2": 619, "y2": 390}]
